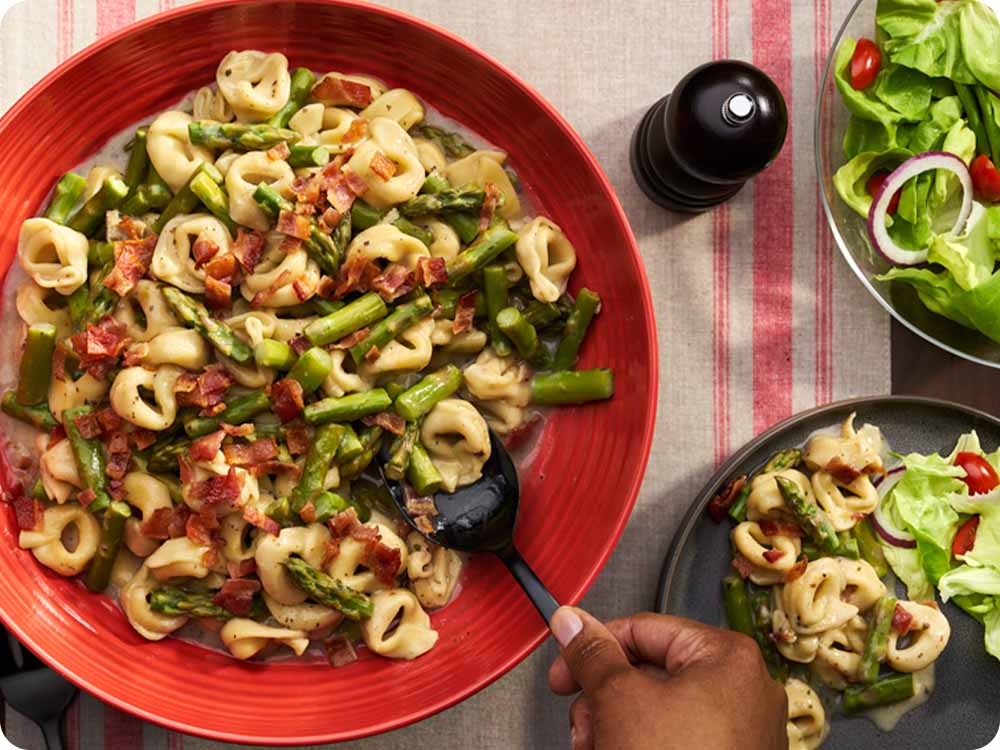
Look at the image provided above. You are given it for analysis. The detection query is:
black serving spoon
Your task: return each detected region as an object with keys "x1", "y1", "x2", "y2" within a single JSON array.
[
  {"x1": 0, "y1": 626, "x2": 77, "y2": 750},
  {"x1": 377, "y1": 428, "x2": 559, "y2": 622}
]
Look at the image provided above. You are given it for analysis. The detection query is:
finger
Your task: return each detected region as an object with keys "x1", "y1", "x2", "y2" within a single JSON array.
[
  {"x1": 569, "y1": 695, "x2": 594, "y2": 750},
  {"x1": 603, "y1": 613, "x2": 731, "y2": 675},
  {"x1": 547, "y1": 651, "x2": 578, "y2": 696},
  {"x1": 549, "y1": 606, "x2": 631, "y2": 695}
]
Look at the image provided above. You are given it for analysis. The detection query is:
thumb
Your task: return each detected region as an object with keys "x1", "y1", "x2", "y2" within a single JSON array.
[{"x1": 549, "y1": 606, "x2": 631, "y2": 695}]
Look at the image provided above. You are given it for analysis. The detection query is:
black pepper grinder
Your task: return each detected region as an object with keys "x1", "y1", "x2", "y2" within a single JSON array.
[{"x1": 630, "y1": 60, "x2": 788, "y2": 212}]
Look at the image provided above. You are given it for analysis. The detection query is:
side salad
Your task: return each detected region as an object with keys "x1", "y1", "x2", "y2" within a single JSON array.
[
  {"x1": 876, "y1": 431, "x2": 1000, "y2": 661},
  {"x1": 833, "y1": 0, "x2": 1000, "y2": 344}
]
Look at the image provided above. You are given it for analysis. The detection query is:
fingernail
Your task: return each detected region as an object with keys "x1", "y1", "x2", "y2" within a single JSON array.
[
  {"x1": 550, "y1": 606, "x2": 583, "y2": 647},
  {"x1": 570, "y1": 726, "x2": 577, "y2": 748}
]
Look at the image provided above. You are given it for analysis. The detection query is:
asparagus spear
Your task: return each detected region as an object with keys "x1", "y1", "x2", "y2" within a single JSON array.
[
  {"x1": 335, "y1": 425, "x2": 365, "y2": 463},
  {"x1": 304, "y1": 389, "x2": 393, "y2": 426},
  {"x1": 288, "y1": 347, "x2": 333, "y2": 394},
  {"x1": 67, "y1": 175, "x2": 129, "y2": 237},
  {"x1": 853, "y1": 518, "x2": 889, "y2": 577},
  {"x1": 44, "y1": 173, "x2": 87, "y2": 225},
  {"x1": 722, "y1": 576, "x2": 754, "y2": 637},
  {"x1": 88, "y1": 240, "x2": 115, "y2": 268},
  {"x1": 859, "y1": 596, "x2": 898, "y2": 684},
  {"x1": 446, "y1": 226, "x2": 519, "y2": 284},
  {"x1": 384, "y1": 382, "x2": 406, "y2": 401},
  {"x1": 149, "y1": 587, "x2": 234, "y2": 619},
  {"x1": 188, "y1": 121, "x2": 301, "y2": 151},
  {"x1": 266, "y1": 67, "x2": 318, "y2": 128},
  {"x1": 1, "y1": 391, "x2": 58, "y2": 430},
  {"x1": 290, "y1": 423, "x2": 345, "y2": 512},
  {"x1": 189, "y1": 171, "x2": 238, "y2": 236},
  {"x1": 349, "y1": 477, "x2": 392, "y2": 520},
  {"x1": 749, "y1": 587, "x2": 789, "y2": 681},
  {"x1": 431, "y1": 288, "x2": 486, "y2": 319},
  {"x1": 120, "y1": 183, "x2": 172, "y2": 216},
  {"x1": 444, "y1": 211, "x2": 481, "y2": 244},
  {"x1": 420, "y1": 171, "x2": 451, "y2": 195},
  {"x1": 84, "y1": 500, "x2": 131, "y2": 592},
  {"x1": 842, "y1": 673, "x2": 914, "y2": 714},
  {"x1": 162, "y1": 286, "x2": 254, "y2": 363},
  {"x1": 385, "y1": 420, "x2": 419, "y2": 481},
  {"x1": 253, "y1": 184, "x2": 341, "y2": 274},
  {"x1": 497, "y1": 307, "x2": 550, "y2": 369},
  {"x1": 16, "y1": 324, "x2": 56, "y2": 406},
  {"x1": 400, "y1": 186, "x2": 486, "y2": 218},
  {"x1": 254, "y1": 339, "x2": 297, "y2": 370},
  {"x1": 63, "y1": 405, "x2": 111, "y2": 513},
  {"x1": 311, "y1": 298, "x2": 344, "y2": 316},
  {"x1": 408, "y1": 441, "x2": 444, "y2": 495},
  {"x1": 531, "y1": 369, "x2": 615, "y2": 405},
  {"x1": 483, "y1": 265, "x2": 513, "y2": 356},
  {"x1": 763, "y1": 448, "x2": 802, "y2": 473},
  {"x1": 348, "y1": 294, "x2": 434, "y2": 365},
  {"x1": 286, "y1": 144, "x2": 330, "y2": 169},
  {"x1": 284, "y1": 557, "x2": 373, "y2": 620},
  {"x1": 837, "y1": 531, "x2": 860, "y2": 560},
  {"x1": 122, "y1": 127, "x2": 150, "y2": 196},
  {"x1": 409, "y1": 124, "x2": 476, "y2": 158},
  {"x1": 395, "y1": 365, "x2": 463, "y2": 420},
  {"x1": 393, "y1": 217, "x2": 434, "y2": 247},
  {"x1": 185, "y1": 389, "x2": 270, "y2": 438},
  {"x1": 310, "y1": 490, "x2": 351, "y2": 523},
  {"x1": 152, "y1": 162, "x2": 224, "y2": 233},
  {"x1": 339, "y1": 427, "x2": 383, "y2": 482},
  {"x1": 304, "y1": 291, "x2": 388, "y2": 347},
  {"x1": 775, "y1": 475, "x2": 841, "y2": 554},
  {"x1": 265, "y1": 495, "x2": 296, "y2": 527},
  {"x1": 552, "y1": 289, "x2": 601, "y2": 371},
  {"x1": 350, "y1": 200, "x2": 386, "y2": 232}
]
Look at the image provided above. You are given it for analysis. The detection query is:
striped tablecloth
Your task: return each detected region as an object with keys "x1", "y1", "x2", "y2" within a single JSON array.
[{"x1": 0, "y1": 0, "x2": 888, "y2": 747}]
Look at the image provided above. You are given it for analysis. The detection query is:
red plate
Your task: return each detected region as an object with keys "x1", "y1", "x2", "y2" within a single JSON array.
[{"x1": 0, "y1": 1, "x2": 657, "y2": 744}]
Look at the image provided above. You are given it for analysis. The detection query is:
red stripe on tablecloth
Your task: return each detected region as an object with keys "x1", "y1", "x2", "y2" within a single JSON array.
[
  {"x1": 751, "y1": 0, "x2": 794, "y2": 434},
  {"x1": 160, "y1": 0, "x2": 176, "y2": 10},
  {"x1": 104, "y1": 709, "x2": 142, "y2": 750},
  {"x1": 814, "y1": 0, "x2": 834, "y2": 405},
  {"x1": 712, "y1": 0, "x2": 732, "y2": 464},
  {"x1": 96, "y1": 0, "x2": 135, "y2": 37},
  {"x1": 57, "y1": 0, "x2": 73, "y2": 62},
  {"x1": 167, "y1": 730, "x2": 185, "y2": 750}
]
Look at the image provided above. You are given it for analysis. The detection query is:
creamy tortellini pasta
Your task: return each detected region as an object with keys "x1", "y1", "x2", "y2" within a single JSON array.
[
  {"x1": 784, "y1": 679, "x2": 827, "y2": 750},
  {"x1": 5, "y1": 50, "x2": 612, "y2": 670}
]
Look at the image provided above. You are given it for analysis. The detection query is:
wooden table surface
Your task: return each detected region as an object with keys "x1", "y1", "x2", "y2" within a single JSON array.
[{"x1": 892, "y1": 321, "x2": 999, "y2": 413}]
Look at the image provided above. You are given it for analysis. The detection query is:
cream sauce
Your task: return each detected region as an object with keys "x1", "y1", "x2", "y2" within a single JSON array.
[{"x1": 863, "y1": 665, "x2": 935, "y2": 732}]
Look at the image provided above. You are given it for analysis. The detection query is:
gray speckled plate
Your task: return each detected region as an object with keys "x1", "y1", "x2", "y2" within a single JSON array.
[{"x1": 656, "y1": 397, "x2": 1000, "y2": 749}]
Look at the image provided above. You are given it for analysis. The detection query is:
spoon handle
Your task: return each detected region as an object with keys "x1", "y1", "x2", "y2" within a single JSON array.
[{"x1": 499, "y1": 546, "x2": 559, "y2": 623}]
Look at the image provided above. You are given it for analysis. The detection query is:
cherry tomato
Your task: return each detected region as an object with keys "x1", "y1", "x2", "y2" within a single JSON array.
[
  {"x1": 850, "y1": 39, "x2": 881, "y2": 90},
  {"x1": 952, "y1": 515, "x2": 980, "y2": 558},
  {"x1": 970, "y1": 154, "x2": 1000, "y2": 203},
  {"x1": 954, "y1": 451, "x2": 999, "y2": 495},
  {"x1": 867, "y1": 171, "x2": 900, "y2": 215}
]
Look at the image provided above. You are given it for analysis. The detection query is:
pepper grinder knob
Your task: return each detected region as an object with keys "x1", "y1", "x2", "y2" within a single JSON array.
[{"x1": 630, "y1": 60, "x2": 788, "y2": 213}]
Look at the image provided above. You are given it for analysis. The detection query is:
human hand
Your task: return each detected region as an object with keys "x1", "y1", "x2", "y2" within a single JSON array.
[{"x1": 548, "y1": 607, "x2": 787, "y2": 750}]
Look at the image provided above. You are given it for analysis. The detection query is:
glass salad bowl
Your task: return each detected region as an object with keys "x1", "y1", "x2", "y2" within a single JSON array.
[{"x1": 817, "y1": 0, "x2": 1000, "y2": 368}]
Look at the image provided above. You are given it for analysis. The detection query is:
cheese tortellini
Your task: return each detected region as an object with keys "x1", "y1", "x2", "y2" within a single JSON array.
[
  {"x1": 803, "y1": 413, "x2": 885, "y2": 477},
  {"x1": 346, "y1": 118, "x2": 425, "y2": 208},
  {"x1": 122, "y1": 472, "x2": 174, "y2": 558},
  {"x1": 785, "y1": 679, "x2": 827, "y2": 750},
  {"x1": 730, "y1": 521, "x2": 801, "y2": 585},
  {"x1": 226, "y1": 152, "x2": 296, "y2": 232},
  {"x1": 16, "y1": 282, "x2": 72, "y2": 338},
  {"x1": 362, "y1": 588, "x2": 438, "y2": 660},
  {"x1": 152, "y1": 214, "x2": 232, "y2": 293},
  {"x1": 463, "y1": 349, "x2": 533, "y2": 435},
  {"x1": 444, "y1": 150, "x2": 520, "y2": 218},
  {"x1": 810, "y1": 471, "x2": 879, "y2": 532},
  {"x1": 110, "y1": 365, "x2": 184, "y2": 430},
  {"x1": 778, "y1": 557, "x2": 859, "y2": 635},
  {"x1": 18, "y1": 504, "x2": 101, "y2": 576},
  {"x1": 18, "y1": 218, "x2": 88, "y2": 295},
  {"x1": 410, "y1": 543, "x2": 463, "y2": 609},
  {"x1": 360, "y1": 318, "x2": 434, "y2": 376},
  {"x1": 240, "y1": 239, "x2": 320, "y2": 307},
  {"x1": 114, "y1": 280, "x2": 181, "y2": 342},
  {"x1": 360, "y1": 88, "x2": 425, "y2": 130},
  {"x1": 147, "y1": 110, "x2": 214, "y2": 193},
  {"x1": 255, "y1": 524, "x2": 330, "y2": 605},
  {"x1": 421, "y1": 399, "x2": 492, "y2": 492},
  {"x1": 145, "y1": 536, "x2": 214, "y2": 581},
  {"x1": 135, "y1": 328, "x2": 211, "y2": 370},
  {"x1": 37, "y1": 435, "x2": 83, "y2": 504},
  {"x1": 886, "y1": 601, "x2": 951, "y2": 673},
  {"x1": 347, "y1": 224, "x2": 430, "y2": 270},
  {"x1": 220, "y1": 618, "x2": 308, "y2": 660},
  {"x1": 193, "y1": 85, "x2": 234, "y2": 123},
  {"x1": 48, "y1": 373, "x2": 109, "y2": 424},
  {"x1": 327, "y1": 522, "x2": 407, "y2": 593},
  {"x1": 321, "y1": 349, "x2": 374, "y2": 398},
  {"x1": 747, "y1": 469, "x2": 811, "y2": 523},
  {"x1": 121, "y1": 564, "x2": 188, "y2": 641},
  {"x1": 516, "y1": 217, "x2": 577, "y2": 303},
  {"x1": 216, "y1": 50, "x2": 291, "y2": 122}
]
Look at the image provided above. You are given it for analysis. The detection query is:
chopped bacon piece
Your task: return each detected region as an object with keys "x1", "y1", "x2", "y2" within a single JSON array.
[
  {"x1": 369, "y1": 151, "x2": 397, "y2": 181},
  {"x1": 178, "y1": 455, "x2": 194, "y2": 485},
  {"x1": 249, "y1": 460, "x2": 301, "y2": 478},
  {"x1": 285, "y1": 426, "x2": 311, "y2": 456},
  {"x1": 323, "y1": 538, "x2": 342, "y2": 567},
  {"x1": 292, "y1": 276, "x2": 315, "y2": 302},
  {"x1": 289, "y1": 335, "x2": 311, "y2": 355},
  {"x1": 332, "y1": 327, "x2": 370, "y2": 350},
  {"x1": 362, "y1": 411, "x2": 405, "y2": 436},
  {"x1": 52, "y1": 347, "x2": 67, "y2": 381},
  {"x1": 186, "y1": 506, "x2": 220, "y2": 546},
  {"x1": 312, "y1": 75, "x2": 374, "y2": 107},
  {"x1": 106, "y1": 431, "x2": 129, "y2": 454},
  {"x1": 105, "y1": 449, "x2": 131, "y2": 481},
  {"x1": 324, "y1": 170, "x2": 358, "y2": 215},
  {"x1": 48, "y1": 425, "x2": 67, "y2": 448},
  {"x1": 363, "y1": 344, "x2": 380, "y2": 363},
  {"x1": 291, "y1": 173, "x2": 323, "y2": 204},
  {"x1": 114, "y1": 215, "x2": 144, "y2": 241},
  {"x1": 204, "y1": 276, "x2": 232, "y2": 309},
  {"x1": 108, "y1": 478, "x2": 126, "y2": 501},
  {"x1": 822, "y1": 456, "x2": 880, "y2": 484},
  {"x1": 267, "y1": 142, "x2": 291, "y2": 161},
  {"x1": 202, "y1": 547, "x2": 221, "y2": 569},
  {"x1": 329, "y1": 507, "x2": 361, "y2": 537},
  {"x1": 96, "y1": 407, "x2": 123, "y2": 434},
  {"x1": 707, "y1": 476, "x2": 747, "y2": 523},
  {"x1": 414, "y1": 256, "x2": 448, "y2": 288},
  {"x1": 227, "y1": 558, "x2": 257, "y2": 579},
  {"x1": 141, "y1": 506, "x2": 190, "y2": 540},
  {"x1": 324, "y1": 634, "x2": 357, "y2": 667},
  {"x1": 349, "y1": 522, "x2": 380, "y2": 544},
  {"x1": 277, "y1": 210, "x2": 312, "y2": 241},
  {"x1": 121, "y1": 343, "x2": 147, "y2": 367},
  {"x1": 330, "y1": 253, "x2": 381, "y2": 299},
  {"x1": 190, "y1": 430, "x2": 226, "y2": 462},
  {"x1": 892, "y1": 603, "x2": 915, "y2": 635},
  {"x1": 758, "y1": 520, "x2": 804, "y2": 538},
  {"x1": 231, "y1": 229, "x2": 266, "y2": 273},
  {"x1": 102, "y1": 236, "x2": 157, "y2": 297},
  {"x1": 131, "y1": 429, "x2": 157, "y2": 450},
  {"x1": 192, "y1": 237, "x2": 221, "y2": 269},
  {"x1": 343, "y1": 168, "x2": 369, "y2": 196},
  {"x1": 221, "y1": 423, "x2": 255, "y2": 437},
  {"x1": 294, "y1": 201, "x2": 317, "y2": 217},
  {"x1": 73, "y1": 412, "x2": 102, "y2": 439},
  {"x1": 479, "y1": 182, "x2": 502, "y2": 231},
  {"x1": 176, "y1": 366, "x2": 233, "y2": 409},
  {"x1": 12, "y1": 494, "x2": 42, "y2": 531},
  {"x1": 201, "y1": 403, "x2": 227, "y2": 417},
  {"x1": 731, "y1": 555, "x2": 754, "y2": 580},
  {"x1": 452, "y1": 291, "x2": 478, "y2": 335},
  {"x1": 70, "y1": 316, "x2": 130, "y2": 379},
  {"x1": 370, "y1": 542, "x2": 402, "y2": 586},
  {"x1": 320, "y1": 207, "x2": 343, "y2": 230},
  {"x1": 270, "y1": 378, "x2": 305, "y2": 423},
  {"x1": 342, "y1": 118, "x2": 368, "y2": 143},
  {"x1": 223, "y1": 438, "x2": 278, "y2": 467},
  {"x1": 238, "y1": 502, "x2": 281, "y2": 536},
  {"x1": 212, "y1": 578, "x2": 261, "y2": 617},
  {"x1": 405, "y1": 494, "x2": 438, "y2": 518},
  {"x1": 784, "y1": 557, "x2": 808, "y2": 583},
  {"x1": 204, "y1": 253, "x2": 240, "y2": 285},
  {"x1": 762, "y1": 549, "x2": 786, "y2": 564},
  {"x1": 372, "y1": 264, "x2": 414, "y2": 302},
  {"x1": 187, "y1": 467, "x2": 243, "y2": 507},
  {"x1": 299, "y1": 500, "x2": 317, "y2": 524},
  {"x1": 77, "y1": 488, "x2": 97, "y2": 507}
]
